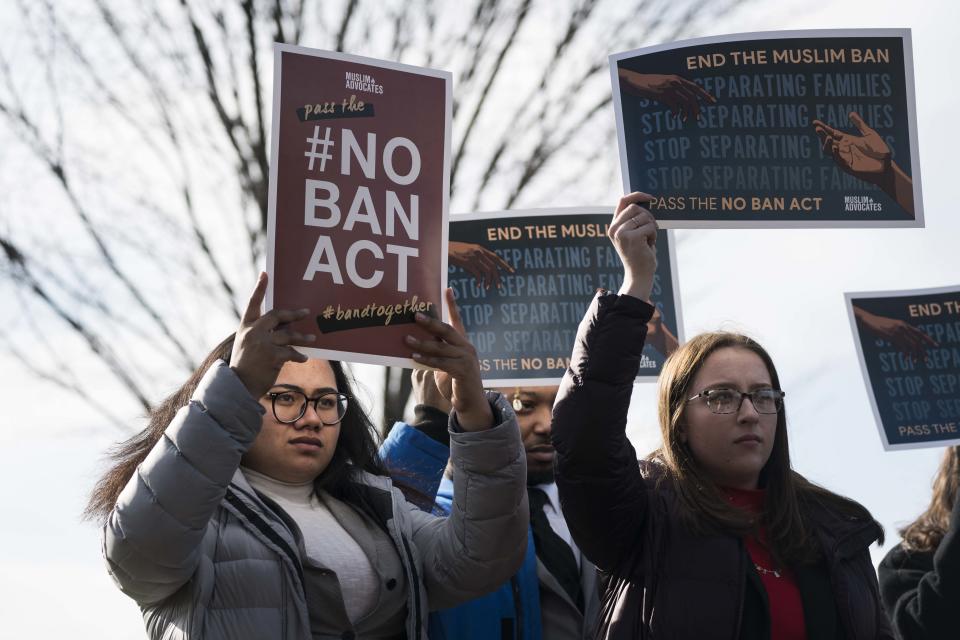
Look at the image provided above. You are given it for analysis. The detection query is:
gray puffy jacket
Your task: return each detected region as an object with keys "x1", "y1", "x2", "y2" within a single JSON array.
[{"x1": 103, "y1": 360, "x2": 528, "y2": 639}]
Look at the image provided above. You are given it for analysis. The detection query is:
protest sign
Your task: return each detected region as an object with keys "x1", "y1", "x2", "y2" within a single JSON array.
[
  {"x1": 266, "y1": 44, "x2": 451, "y2": 367},
  {"x1": 449, "y1": 207, "x2": 682, "y2": 385},
  {"x1": 611, "y1": 29, "x2": 922, "y2": 228},
  {"x1": 846, "y1": 286, "x2": 960, "y2": 450}
]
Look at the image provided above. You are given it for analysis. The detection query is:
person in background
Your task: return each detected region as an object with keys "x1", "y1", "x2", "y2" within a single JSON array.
[
  {"x1": 381, "y1": 371, "x2": 600, "y2": 640},
  {"x1": 86, "y1": 277, "x2": 528, "y2": 640},
  {"x1": 550, "y1": 192, "x2": 894, "y2": 639},
  {"x1": 879, "y1": 446, "x2": 960, "y2": 639}
]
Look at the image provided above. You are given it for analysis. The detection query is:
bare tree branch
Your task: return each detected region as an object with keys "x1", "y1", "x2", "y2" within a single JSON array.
[
  {"x1": 1, "y1": 234, "x2": 153, "y2": 412},
  {"x1": 242, "y1": 0, "x2": 270, "y2": 227},
  {"x1": 0, "y1": 329, "x2": 129, "y2": 432},
  {"x1": 89, "y1": 0, "x2": 242, "y2": 318},
  {"x1": 271, "y1": 0, "x2": 288, "y2": 44},
  {"x1": 0, "y1": 56, "x2": 198, "y2": 371},
  {"x1": 449, "y1": 0, "x2": 500, "y2": 116},
  {"x1": 179, "y1": 0, "x2": 266, "y2": 229},
  {"x1": 451, "y1": 0, "x2": 531, "y2": 185},
  {"x1": 335, "y1": 0, "x2": 359, "y2": 52},
  {"x1": 0, "y1": 0, "x2": 756, "y2": 431}
]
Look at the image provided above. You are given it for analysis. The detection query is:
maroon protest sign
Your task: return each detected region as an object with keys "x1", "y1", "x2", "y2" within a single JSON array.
[{"x1": 266, "y1": 45, "x2": 451, "y2": 366}]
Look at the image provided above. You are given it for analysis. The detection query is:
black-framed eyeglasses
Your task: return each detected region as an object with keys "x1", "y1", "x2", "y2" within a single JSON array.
[
  {"x1": 687, "y1": 388, "x2": 785, "y2": 415},
  {"x1": 266, "y1": 389, "x2": 349, "y2": 425}
]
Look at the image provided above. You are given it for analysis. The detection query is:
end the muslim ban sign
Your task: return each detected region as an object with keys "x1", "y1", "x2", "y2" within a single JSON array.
[
  {"x1": 846, "y1": 285, "x2": 960, "y2": 451},
  {"x1": 449, "y1": 207, "x2": 683, "y2": 385},
  {"x1": 611, "y1": 29, "x2": 923, "y2": 228},
  {"x1": 265, "y1": 44, "x2": 451, "y2": 367}
]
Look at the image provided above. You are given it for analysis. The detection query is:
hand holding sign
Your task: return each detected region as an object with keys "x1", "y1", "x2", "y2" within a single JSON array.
[
  {"x1": 406, "y1": 289, "x2": 493, "y2": 431},
  {"x1": 411, "y1": 368, "x2": 453, "y2": 414},
  {"x1": 231, "y1": 273, "x2": 317, "y2": 398},
  {"x1": 610, "y1": 192, "x2": 658, "y2": 302}
]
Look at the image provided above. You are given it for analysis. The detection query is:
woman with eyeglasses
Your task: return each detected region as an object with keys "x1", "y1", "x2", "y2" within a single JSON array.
[
  {"x1": 550, "y1": 192, "x2": 893, "y2": 639},
  {"x1": 86, "y1": 274, "x2": 528, "y2": 640},
  {"x1": 878, "y1": 446, "x2": 959, "y2": 639}
]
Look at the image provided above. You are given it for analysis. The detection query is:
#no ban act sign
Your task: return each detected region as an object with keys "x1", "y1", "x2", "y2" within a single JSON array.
[{"x1": 265, "y1": 44, "x2": 451, "y2": 367}]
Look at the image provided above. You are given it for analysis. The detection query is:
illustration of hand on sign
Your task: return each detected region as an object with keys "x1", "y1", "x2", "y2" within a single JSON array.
[
  {"x1": 853, "y1": 304, "x2": 938, "y2": 361},
  {"x1": 813, "y1": 112, "x2": 915, "y2": 216},
  {"x1": 448, "y1": 241, "x2": 515, "y2": 290},
  {"x1": 617, "y1": 69, "x2": 716, "y2": 121}
]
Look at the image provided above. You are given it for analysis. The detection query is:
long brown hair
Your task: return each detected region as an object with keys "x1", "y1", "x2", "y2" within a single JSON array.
[
  {"x1": 650, "y1": 331, "x2": 879, "y2": 565},
  {"x1": 85, "y1": 334, "x2": 385, "y2": 523},
  {"x1": 900, "y1": 446, "x2": 959, "y2": 552}
]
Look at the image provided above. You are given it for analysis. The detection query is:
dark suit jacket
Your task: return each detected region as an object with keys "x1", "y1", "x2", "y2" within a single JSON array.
[{"x1": 538, "y1": 548, "x2": 601, "y2": 639}]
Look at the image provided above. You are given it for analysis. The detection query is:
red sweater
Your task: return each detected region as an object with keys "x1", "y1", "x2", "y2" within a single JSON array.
[{"x1": 725, "y1": 487, "x2": 807, "y2": 640}]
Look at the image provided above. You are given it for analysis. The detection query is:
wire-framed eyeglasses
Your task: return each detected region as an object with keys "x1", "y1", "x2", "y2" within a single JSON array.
[
  {"x1": 266, "y1": 389, "x2": 349, "y2": 425},
  {"x1": 687, "y1": 388, "x2": 785, "y2": 415}
]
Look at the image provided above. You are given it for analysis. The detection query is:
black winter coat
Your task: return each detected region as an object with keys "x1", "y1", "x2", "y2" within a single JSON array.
[
  {"x1": 879, "y1": 493, "x2": 960, "y2": 639},
  {"x1": 551, "y1": 290, "x2": 895, "y2": 640}
]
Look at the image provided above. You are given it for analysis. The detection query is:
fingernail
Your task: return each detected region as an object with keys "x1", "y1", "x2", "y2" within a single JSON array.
[
  {"x1": 415, "y1": 312, "x2": 427, "y2": 321},
  {"x1": 405, "y1": 335, "x2": 419, "y2": 345},
  {"x1": 412, "y1": 353, "x2": 422, "y2": 360},
  {"x1": 306, "y1": 334, "x2": 316, "y2": 341}
]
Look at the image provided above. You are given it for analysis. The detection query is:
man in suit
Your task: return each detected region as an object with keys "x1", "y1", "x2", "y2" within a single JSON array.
[
  {"x1": 380, "y1": 375, "x2": 600, "y2": 639},
  {"x1": 504, "y1": 385, "x2": 600, "y2": 640}
]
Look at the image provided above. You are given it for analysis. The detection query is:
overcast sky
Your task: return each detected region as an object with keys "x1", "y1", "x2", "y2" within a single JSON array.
[{"x1": 2, "y1": 1, "x2": 958, "y2": 637}]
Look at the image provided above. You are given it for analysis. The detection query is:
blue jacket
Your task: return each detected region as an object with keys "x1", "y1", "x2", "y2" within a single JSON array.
[{"x1": 382, "y1": 421, "x2": 544, "y2": 640}]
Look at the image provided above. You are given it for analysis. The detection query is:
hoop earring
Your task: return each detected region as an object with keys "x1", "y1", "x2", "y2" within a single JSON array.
[{"x1": 512, "y1": 387, "x2": 523, "y2": 412}]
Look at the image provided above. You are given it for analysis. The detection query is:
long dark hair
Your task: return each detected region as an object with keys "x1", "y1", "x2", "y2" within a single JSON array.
[
  {"x1": 900, "y1": 446, "x2": 959, "y2": 552},
  {"x1": 85, "y1": 334, "x2": 385, "y2": 523},
  {"x1": 651, "y1": 331, "x2": 880, "y2": 565}
]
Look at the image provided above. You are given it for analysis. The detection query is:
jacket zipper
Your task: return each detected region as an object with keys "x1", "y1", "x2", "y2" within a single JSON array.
[{"x1": 732, "y1": 541, "x2": 746, "y2": 640}]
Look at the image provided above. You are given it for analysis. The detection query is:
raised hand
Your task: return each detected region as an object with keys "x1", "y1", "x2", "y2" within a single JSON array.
[
  {"x1": 448, "y1": 241, "x2": 515, "y2": 290},
  {"x1": 405, "y1": 288, "x2": 493, "y2": 431},
  {"x1": 618, "y1": 69, "x2": 716, "y2": 121},
  {"x1": 411, "y1": 368, "x2": 453, "y2": 414},
  {"x1": 609, "y1": 192, "x2": 658, "y2": 302},
  {"x1": 230, "y1": 273, "x2": 316, "y2": 398}
]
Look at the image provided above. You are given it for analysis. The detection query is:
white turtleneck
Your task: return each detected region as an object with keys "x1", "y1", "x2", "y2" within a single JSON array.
[{"x1": 240, "y1": 467, "x2": 378, "y2": 622}]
